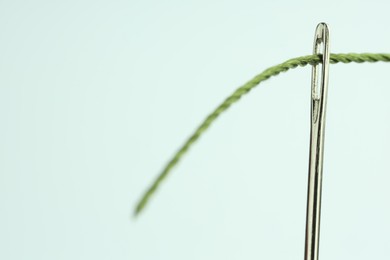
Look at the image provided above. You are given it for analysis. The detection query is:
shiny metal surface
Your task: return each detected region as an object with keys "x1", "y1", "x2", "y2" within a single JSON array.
[{"x1": 304, "y1": 23, "x2": 330, "y2": 260}]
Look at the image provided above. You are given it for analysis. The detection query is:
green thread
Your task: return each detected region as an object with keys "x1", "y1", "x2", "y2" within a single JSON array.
[{"x1": 134, "y1": 53, "x2": 390, "y2": 216}]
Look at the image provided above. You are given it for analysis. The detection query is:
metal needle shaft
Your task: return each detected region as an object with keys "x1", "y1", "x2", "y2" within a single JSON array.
[{"x1": 304, "y1": 22, "x2": 330, "y2": 260}]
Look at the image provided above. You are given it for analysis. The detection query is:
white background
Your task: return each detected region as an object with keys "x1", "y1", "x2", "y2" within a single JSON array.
[{"x1": 1, "y1": 0, "x2": 389, "y2": 259}]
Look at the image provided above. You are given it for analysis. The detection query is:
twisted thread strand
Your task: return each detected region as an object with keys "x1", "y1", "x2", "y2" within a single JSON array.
[{"x1": 134, "y1": 53, "x2": 390, "y2": 216}]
